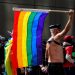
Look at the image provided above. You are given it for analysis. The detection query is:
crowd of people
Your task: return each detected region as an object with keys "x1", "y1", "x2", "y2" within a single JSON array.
[{"x1": 0, "y1": 9, "x2": 75, "y2": 75}]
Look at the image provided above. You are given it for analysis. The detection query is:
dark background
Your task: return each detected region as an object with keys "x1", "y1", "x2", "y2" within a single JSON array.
[{"x1": 0, "y1": 0, "x2": 75, "y2": 40}]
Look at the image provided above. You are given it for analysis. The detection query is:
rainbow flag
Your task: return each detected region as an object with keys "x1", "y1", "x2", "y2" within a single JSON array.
[
  {"x1": 11, "y1": 11, "x2": 48, "y2": 67},
  {"x1": 5, "y1": 9, "x2": 48, "y2": 75}
]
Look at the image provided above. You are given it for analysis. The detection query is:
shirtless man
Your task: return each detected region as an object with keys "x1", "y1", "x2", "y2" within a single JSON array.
[{"x1": 40, "y1": 10, "x2": 74, "y2": 75}]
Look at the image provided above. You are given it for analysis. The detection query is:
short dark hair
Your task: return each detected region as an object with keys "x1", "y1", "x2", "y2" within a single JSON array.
[{"x1": 49, "y1": 24, "x2": 61, "y2": 29}]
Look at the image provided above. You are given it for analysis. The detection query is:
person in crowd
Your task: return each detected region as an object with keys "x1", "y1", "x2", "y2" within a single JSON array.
[{"x1": 63, "y1": 35, "x2": 75, "y2": 75}]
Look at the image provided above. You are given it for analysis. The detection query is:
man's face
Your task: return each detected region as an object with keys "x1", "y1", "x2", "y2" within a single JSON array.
[
  {"x1": 50, "y1": 28, "x2": 61, "y2": 34},
  {"x1": 55, "y1": 28, "x2": 61, "y2": 33}
]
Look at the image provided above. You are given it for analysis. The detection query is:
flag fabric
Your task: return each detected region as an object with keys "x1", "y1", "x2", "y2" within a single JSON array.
[
  {"x1": 10, "y1": 11, "x2": 20, "y2": 75},
  {"x1": 5, "y1": 38, "x2": 13, "y2": 75},
  {"x1": 36, "y1": 13, "x2": 48, "y2": 65},
  {"x1": 5, "y1": 9, "x2": 48, "y2": 75},
  {"x1": 32, "y1": 12, "x2": 43, "y2": 66},
  {"x1": 27, "y1": 12, "x2": 37, "y2": 66}
]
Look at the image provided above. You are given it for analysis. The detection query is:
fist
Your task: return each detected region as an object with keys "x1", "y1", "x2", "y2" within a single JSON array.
[
  {"x1": 68, "y1": 9, "x2": 74, "y2": 19},
  {"x1": 41, "y1": 66, "x2": 48, "y2": 73},
  {"x1": 69, "y1": 9, "x2": 74, "y2": 16}
]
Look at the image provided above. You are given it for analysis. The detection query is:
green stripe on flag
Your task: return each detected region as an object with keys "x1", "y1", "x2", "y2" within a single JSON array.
[{"x1": 27, "y1": 12, "x2": 37, "y2": 66}]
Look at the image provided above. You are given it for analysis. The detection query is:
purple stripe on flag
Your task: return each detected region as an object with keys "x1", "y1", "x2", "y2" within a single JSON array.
[{"x1": 36, "y1": 13, "x2": 48, "y2": 65}]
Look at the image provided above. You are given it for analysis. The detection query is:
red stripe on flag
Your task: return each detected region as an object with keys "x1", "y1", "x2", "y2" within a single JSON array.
[{"x1": 10, "y1": 11, "x2": 20, "y2": 75}]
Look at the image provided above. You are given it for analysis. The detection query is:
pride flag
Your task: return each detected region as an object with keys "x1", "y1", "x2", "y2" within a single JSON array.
[{"x1": 5, "y1": 9, "x2": 48, "y2": 75}]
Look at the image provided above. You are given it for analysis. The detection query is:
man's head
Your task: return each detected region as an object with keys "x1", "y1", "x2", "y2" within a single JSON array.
[{"x1": 49, "y1": 24, "x2": 61, "y2": 35}]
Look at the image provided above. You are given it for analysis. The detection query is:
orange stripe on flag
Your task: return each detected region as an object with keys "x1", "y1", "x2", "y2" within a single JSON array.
[{"x1": 17, "y1": 11, "x2": 26, "y2": 68}]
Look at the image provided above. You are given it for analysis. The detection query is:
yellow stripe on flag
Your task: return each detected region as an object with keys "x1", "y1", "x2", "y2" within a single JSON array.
[
  {"x1": 22, "y1": 11, "x2": 31, "y2": 67},
  {"x1": 17, "y1": 11, "x2": 26, "y2": 68}
]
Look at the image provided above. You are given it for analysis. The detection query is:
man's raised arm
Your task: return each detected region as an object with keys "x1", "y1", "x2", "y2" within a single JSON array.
[{"x1": 56, "y1": 10, "x2": 74, "y2": 38}]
